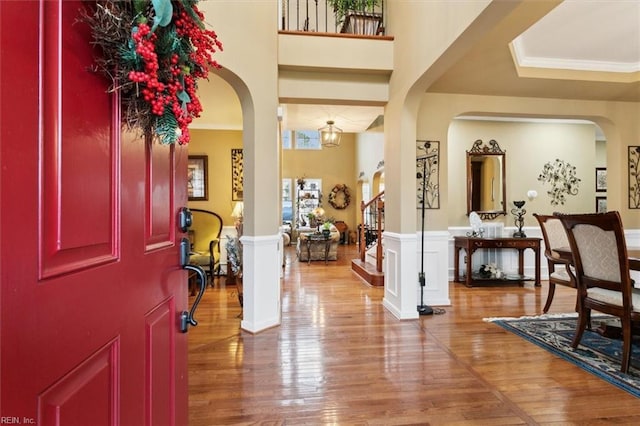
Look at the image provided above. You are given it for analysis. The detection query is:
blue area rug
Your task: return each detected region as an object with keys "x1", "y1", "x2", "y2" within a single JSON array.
[{"x1": 487, "y1": 314, "x2": 640, "y2": 398}]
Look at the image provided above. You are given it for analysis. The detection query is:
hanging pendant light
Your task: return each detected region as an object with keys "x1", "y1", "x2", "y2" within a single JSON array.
[{"x1": 318, "y1": 120, "x2": 342, "y2": 147}]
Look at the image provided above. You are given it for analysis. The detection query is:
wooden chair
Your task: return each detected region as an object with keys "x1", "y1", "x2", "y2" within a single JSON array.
[
  {"x1": 533, "y1": 213, "x2": 577, "y2": 313},
  {"x1": 558, "y1": 211, "x2": 639, "y2": 373}
]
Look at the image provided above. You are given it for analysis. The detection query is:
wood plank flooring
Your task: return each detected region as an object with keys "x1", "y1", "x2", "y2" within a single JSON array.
[{"x1": 188, "y1": 244, "x2": 640, "y2": 425}]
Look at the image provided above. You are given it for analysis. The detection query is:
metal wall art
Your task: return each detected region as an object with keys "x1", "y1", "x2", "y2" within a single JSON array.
[
  {"x1": 537, "y1": 159, "x2": 581, "y2": 206},
  {"x1": 630, "y1": 146, "x2": 640, "y2": 209},
  {"x1": 416, "y1": 140, "x2": 440, "y2": 209},
  {"x1": 231, "y1": 148, "x2": 243, "y2": 201}
]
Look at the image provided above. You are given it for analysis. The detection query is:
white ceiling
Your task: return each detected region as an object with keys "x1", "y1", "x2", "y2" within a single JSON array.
[
  {"x1": 279, "y1": 104, "x2": 384, "y2": 134},
  {"x1": 192, "y1": 1, "x2": 639, "y2": 133},
  {"x1": 513, "y1": 0, "x2": 640, "y2": 73}
]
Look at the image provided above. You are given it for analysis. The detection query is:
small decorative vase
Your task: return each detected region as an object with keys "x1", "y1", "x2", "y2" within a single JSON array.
[{"x1": 322, "y1": 229, "x2": 331, "y2": 237}]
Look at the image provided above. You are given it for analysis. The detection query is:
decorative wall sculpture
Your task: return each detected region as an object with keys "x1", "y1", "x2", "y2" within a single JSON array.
[
  {"x1": 630, "y1": 146, "x2": 640, "y2": 209},
  {"x1": 231, "y1": 148, "x2": 243, "y2": 201},
  {"x1": 416, "y1": 140, "x2": 440, "y2": 209},
  {"x1": 537, "y1": 159, "x2": 581, "y2": 206}
]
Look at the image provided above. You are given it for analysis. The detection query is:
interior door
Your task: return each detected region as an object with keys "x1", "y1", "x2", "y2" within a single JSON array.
[{"x1": 0, "y1": 1, "x2": 189, "y2": 424}]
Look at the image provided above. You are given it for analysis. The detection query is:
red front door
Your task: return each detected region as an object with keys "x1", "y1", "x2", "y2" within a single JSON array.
[{"x1": 1, "y1": 1, "x2": 189, "y2": 424}]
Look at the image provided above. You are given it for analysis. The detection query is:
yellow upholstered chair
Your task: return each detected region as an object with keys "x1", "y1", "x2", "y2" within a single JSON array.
[{"x1": 189, "y1": 209, "x2": 223, "y2": 285}]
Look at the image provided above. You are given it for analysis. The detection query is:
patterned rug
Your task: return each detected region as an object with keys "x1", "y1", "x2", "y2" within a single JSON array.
[{"x1": 486, "y1": 314, "x2": 640, "y2": 398}]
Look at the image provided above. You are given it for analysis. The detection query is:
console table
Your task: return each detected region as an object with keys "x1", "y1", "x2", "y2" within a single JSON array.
[{"x1": 453, "y1": 236, "x2": 541, "y2": 287}]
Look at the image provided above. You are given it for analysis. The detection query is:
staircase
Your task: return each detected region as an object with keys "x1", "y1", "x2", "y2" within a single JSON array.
[{"x1": 351, "y1": 191, "x2": 385, "y2": 286}]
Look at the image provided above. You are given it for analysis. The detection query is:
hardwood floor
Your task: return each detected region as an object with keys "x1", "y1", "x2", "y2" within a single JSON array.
[{"x1": 188, "y1": 244, "x2": 640, "y2": 425}]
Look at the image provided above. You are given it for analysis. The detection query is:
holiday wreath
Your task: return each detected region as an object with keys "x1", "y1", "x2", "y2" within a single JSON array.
[
  {"x1": 328, "y1": 184, "x2": 350, "y2": 210},
  {"x1": 79, "y1": 0, "x2": 222, "y2": 145}
]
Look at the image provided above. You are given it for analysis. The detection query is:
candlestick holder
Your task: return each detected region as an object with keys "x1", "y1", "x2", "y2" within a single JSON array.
[{"x1": 511, "y1": 200, "x2": 527, "y2": 237}]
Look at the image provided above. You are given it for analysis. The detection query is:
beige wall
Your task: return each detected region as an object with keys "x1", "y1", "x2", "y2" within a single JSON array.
[
  {"x1": 383, "y1": 0, "x2": 526, "y2": 233},
  {"x1": 447, "y1": 119, "x2": 597, "y2": 228},
  {"x1": 353, "y1": 131, "x2": 384, "y2": 228},
  {"x1": 282, "y1": 133, "x2": 358, "y2": 231},
  {"x1": 188, "y1": 128, "x2": 359, "y2": 231},
  {"x1": 418, "y1": 93, "x2": 640, "y2": 230},
  {"x1": 187, "y1": 129, "x2": 243, "y2": 227},
  {"x1": 199, "y1": 0, "x2": 280, "y2": 236}
]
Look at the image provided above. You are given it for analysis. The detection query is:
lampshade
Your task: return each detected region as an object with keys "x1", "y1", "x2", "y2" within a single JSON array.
[
  {"x1": 231, "y1": 201, "x2": 244, "y2": 220},
  {"x1": 318, "y1": 120, "x2": 342, "y2": 147}
]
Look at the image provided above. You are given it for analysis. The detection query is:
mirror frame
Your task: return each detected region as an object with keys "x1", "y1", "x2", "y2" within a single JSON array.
[{"x1": 466, "y1": 139, "x2": 506, "y2": 220}]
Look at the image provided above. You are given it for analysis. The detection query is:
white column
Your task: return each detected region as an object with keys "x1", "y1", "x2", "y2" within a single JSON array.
[
  {"x1": 240, "y1": 234, "x2": 281, "y2": 333},
  {"x1": 418, "y1": 231, "x2": 451, "y2": 307},
  {"x1": 382, "y1": 231, "x2": 419, "y2": 319}
]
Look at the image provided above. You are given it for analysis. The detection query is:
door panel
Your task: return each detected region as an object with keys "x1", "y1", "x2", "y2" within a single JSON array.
[
  {"x1": 147, "y1": 142, "x2": 174, "y2": 251},
  {"x1": 145, "y1": 301, "x2": 175, "y2": 426},
  {"x1": 38, "y1": 339, "x2": 118, "y2": 426},
  {"x1": 41, "y1": 0, "x2": 117, "y2": 279},
  {"x1": 0, "y1": 1, "x2": 188, "y2": 423}
]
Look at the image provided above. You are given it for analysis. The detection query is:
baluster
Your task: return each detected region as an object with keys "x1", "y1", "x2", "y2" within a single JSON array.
[
  {"x1": 314, "y1": 0, "x2": 318, "y2": 32},
  {"x1": 304, "y1": 0, "x2": 309, "y2": 31}
]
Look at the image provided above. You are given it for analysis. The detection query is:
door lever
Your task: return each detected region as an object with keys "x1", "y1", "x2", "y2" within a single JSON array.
[
  {"x1": 181, "y1": 264, "x2": 206, "y2": 332},
  {"x1": 179, "y1": 236, "x2": 205, "y2": 333}
]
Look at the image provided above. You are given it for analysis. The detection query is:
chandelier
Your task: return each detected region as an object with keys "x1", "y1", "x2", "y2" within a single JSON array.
[{"x1": 318, "y1": 120, "x2": 342, "y2": 147}]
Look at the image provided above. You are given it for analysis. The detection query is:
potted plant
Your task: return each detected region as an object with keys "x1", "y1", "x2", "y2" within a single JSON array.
[
  {"x1": 307, "y1": 212, "x2": 318, "y2": 228},
  {"x1": 327, "y1": 0, "x2": 382, "y2": 35},
  {"x1": 322, "y1": 221, "x2": 332, "y2": 237}
]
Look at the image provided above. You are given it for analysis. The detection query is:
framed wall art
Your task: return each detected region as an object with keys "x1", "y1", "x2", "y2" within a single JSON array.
[
  {"x1": 416, "y1": 140, "x2": 440, "y2": 209},
  {"x1": 188, "y1": 155, "x2": 208, "y2": 201},
  {"x1": 595, "y1": 167, "x2": 607, "y2": 192},
  {"x1": 596, "y1": 196, "x2": 607, "y2": 213},
  {"x1": 231, "y1": 148, "x2": 243, "y2": 201},
  {"x1": 629, "y1": 146, "x2": 640, "y2": 209}
]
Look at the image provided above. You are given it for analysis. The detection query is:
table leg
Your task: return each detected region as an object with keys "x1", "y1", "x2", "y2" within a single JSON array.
[
  {"x1": 518, "y1": 248, "x2": 525, "y2": 277},
  {"x1": 324, "y1": 240, "x2": 330, "y2": 264},
  {"x1": 306, "y1": 239, "x2": 311, "y2": 265},
  {"x1": 466, "y1": 248, "x2": 474, "y2": 287},
  {"x1": 454, "y1": 247, "x2": 460, "y2": 282}
]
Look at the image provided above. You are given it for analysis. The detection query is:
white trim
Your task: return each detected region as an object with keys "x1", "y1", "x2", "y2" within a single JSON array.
[
  {"x1": 511, "y1": 38, "x2": 640, "y2": 73},
  {"x1": 240, "y1": 234, "x2": 282, "y2": 334},
  {"x1": 381, "y1": 232, "x2": 419, "y2": 320}
]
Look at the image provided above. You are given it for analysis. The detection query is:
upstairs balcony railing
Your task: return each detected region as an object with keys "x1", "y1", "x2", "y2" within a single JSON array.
[{"x1": 280, "y1": 0, "x2": 386, "y2": 36}]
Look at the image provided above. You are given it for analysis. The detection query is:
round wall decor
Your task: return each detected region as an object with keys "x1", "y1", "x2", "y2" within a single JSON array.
[{"x1": 328, "y1": 184, "x2": 350, "y2": 209}]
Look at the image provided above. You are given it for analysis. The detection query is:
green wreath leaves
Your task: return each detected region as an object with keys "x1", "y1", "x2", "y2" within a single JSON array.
[{"x1": 328, "y1": 184, "x2": 350, "y2": 210}]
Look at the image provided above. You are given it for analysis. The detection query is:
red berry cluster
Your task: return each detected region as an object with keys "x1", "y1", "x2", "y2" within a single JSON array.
[
  {"x1": 174, "y1": 6, "x2": 223, "y2": 78},
  {"x1": 128, "y1": 23, "x2": 172, "y2": 116},
  {"x1": 125, "y1": 2, "x2": 223, "y2": 144}
]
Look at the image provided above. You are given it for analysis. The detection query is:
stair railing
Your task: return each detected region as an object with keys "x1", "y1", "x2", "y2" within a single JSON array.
[{"x1": 359, "y1": 191, "x2": 385, "y2": 272}]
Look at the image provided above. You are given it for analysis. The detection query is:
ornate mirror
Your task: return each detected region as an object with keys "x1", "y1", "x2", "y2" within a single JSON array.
[{"x1": 466, "y1": 139, "x2": 506, "y2": 220}]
